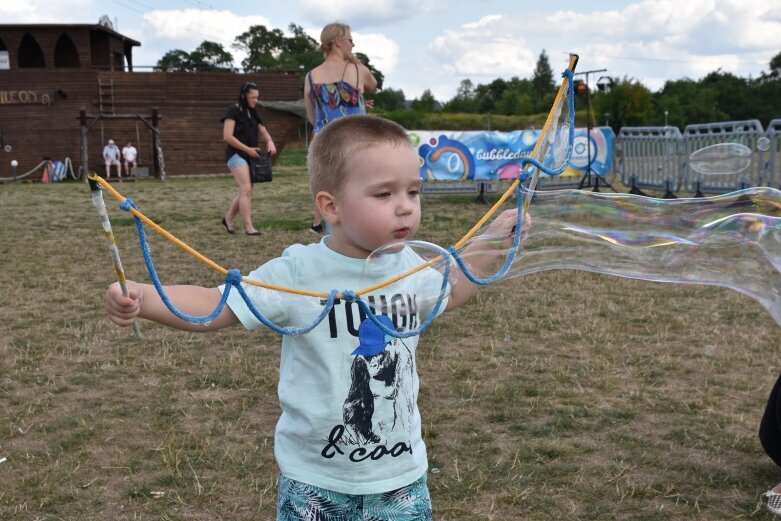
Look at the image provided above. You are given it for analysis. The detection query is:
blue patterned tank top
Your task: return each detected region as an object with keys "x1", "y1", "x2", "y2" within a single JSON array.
[{"x1": 308, "y1": 63, "x2": 366, "y2": 133}]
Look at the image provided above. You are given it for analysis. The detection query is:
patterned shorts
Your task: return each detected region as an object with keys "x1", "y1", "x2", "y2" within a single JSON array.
[{"x1": 276, "y1": 473, "x2": 432, "y2": 521}]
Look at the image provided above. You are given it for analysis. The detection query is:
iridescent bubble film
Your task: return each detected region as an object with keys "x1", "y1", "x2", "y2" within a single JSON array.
[
  {"x1": 458, "y1": 187, "x2": 781, "y2": 325},
  {"x1": 359, "y1": 241, "x2": 455, "y2": 319},
  {"x1": 689, "y1": 143, "x2": 752, "y2": 176},
  {"x1": 532, "y1": 83, "x2": 573, "y2": 181}
]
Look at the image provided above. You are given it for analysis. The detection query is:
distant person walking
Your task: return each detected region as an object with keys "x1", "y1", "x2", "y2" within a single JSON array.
[
  {"x1": 304, "y1": 21, "x2": 378, "y2": 234},
  {"x1": 103, "y1": 139, "x2": 121, "y2": 179},
  {"x1": 220, "y1": 81, "x2": 276, "y2": 236},
  {"x1": 122, "y1": 141, "x2": 138, "y2": 178}
]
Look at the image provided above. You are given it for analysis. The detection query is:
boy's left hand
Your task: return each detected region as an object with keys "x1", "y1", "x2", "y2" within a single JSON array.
[{"x1": 485, "y1": 209, "x2": 531, "y2": 248}]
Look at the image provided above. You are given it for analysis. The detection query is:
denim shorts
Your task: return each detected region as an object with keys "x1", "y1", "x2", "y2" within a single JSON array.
[
  {"x1": 276, "y1": 473, "x2": 432, "y2": 521},
  {"x1": 227, "y1": 153, "x2": 248, "y2": 170}
]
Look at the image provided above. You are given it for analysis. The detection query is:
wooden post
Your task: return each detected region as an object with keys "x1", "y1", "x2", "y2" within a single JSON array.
[
  {"x1": 151, "y1": 108, "x2": 159, "y2": 178},
  {"x1": 151, "y1": 108, "x2": 166, "y2": 180},
  {"x1": 79, "y1": 107, "x2": 88, "y2": 180}
]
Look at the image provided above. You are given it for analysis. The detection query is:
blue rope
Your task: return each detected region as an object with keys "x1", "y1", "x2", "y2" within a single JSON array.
[
  {"x1": 446, "y1": 70, "x2": 576, "y2": 286},
  {"x1": 448, "y1": 182, "x2": 526, "y2": 286},
  {"x1": 117, "y1": 66, "x2": 577, "y2": 337},
  {"x1": 233, "y1": 284, "x2": 337, "y2": 336},
  {"x1": 347, "y1": 243, "x2": 453, "y2": 339},
  {"x1": 122, "y1": 199, "x2": 339, "y2": 331},
  {"x1": 127, "y1": 203, "x2": 234, "y2": 324}
]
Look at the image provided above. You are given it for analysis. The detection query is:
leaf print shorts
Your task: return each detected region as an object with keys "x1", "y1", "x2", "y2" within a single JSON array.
[{"x1": 277, "y1": 473, "x2": 432, "y2": 520}]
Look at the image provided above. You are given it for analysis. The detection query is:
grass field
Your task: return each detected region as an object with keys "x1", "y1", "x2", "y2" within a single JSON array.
[{"x1": 1, "y1": 161, "x2": 780, "y2": 520}]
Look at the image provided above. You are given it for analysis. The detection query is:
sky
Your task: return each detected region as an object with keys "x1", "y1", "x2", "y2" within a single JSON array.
[{"x1": 4, "y1": 0, "x2": 781, "y2": 101}]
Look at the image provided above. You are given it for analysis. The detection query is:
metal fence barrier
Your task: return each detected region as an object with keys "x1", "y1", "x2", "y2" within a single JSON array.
[
  {"x1": 767, "y1": 118, "x2": 781, "y2": 189},
  {"x1": 616, "y1": 119, "x2": 779, "y2": 196},
  {"x1": 617, "y1": 126, "x2": 683, "y2": 195},
  {"x1": 682, "y1": 119, "x2": 766, "y2": 195}
]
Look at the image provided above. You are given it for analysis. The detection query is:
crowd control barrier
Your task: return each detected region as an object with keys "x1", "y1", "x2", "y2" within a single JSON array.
[
  {"x1": 617, "y1": 126, "x2": 683, "y2": 195},
  {"x1": 682, "y1": 120, "x2": 766, "y2": 195}
]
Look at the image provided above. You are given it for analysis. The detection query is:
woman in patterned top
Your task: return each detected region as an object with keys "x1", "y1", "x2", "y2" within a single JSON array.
[{"x1": 304, "y1": 22, "x2": 378, "y2": 234}]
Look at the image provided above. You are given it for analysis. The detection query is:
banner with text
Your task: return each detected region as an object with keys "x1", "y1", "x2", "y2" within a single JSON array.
[{"x1": 410, "y1": 128, "x2": 613, "y2": 181}]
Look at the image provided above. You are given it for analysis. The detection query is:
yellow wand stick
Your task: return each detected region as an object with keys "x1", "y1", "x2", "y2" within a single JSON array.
[{"x1": 88, "y1": 174, "x2": 142, "y2": 339}]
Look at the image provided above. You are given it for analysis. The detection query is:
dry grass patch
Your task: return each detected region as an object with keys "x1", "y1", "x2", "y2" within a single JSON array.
[{"x1": 0, "y1": 169, "x2": 779, "y2": 520}]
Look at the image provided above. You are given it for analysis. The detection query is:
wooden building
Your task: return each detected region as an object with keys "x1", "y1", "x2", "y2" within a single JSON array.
[{"x1": 0, "y1": 22, "x2": 304, "y2": 180}]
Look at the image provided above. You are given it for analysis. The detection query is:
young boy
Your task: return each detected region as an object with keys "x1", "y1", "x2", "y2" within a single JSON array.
[{"x1": 105, "y1": 115, "x2": 520, "y2": 519}]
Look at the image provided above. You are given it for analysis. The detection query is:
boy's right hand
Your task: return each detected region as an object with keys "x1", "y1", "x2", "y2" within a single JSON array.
[{"x1": 105, "y1": 281, "x2": 142, "y2": 327}]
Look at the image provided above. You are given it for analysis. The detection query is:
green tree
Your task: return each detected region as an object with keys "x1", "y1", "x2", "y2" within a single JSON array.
[
  {"x1": 495, "y1": 89, "x2": 533, "y2": 115},
  {"x1": 532, "y1": 49, "x2": 555, "y2": 112},
  {"x1": 500, "y1": 76, "x2": 535, "y2": 115},
  {"x1": 189, "y1": 41, "x2": 234, "y2": 71},
  {"x1": 753, "y1": 77, "x2": 781, "y2": 126},
  {"x1": 155, "y1": 49, "x2": 193, "y2": 72},
  {"x1": 442, "y1": 79, "x2": 477, "y2": 113},
  {"x1": 234, "y1": 25, "x2": 289, "y2": 71},
  {"x1": 769, "y1": 50, "x2": 781, "y2": 79},
  {"x1": 273, "y1": 24, "x2": 322, "y2": 72},
  {"x1": 411, "y1": 89, "x2": 437, "y2": 112},
  {"x1": 655, "y1": 78, "x2": 720, "y2": 124},
  {"x1": 700, "y1": 70, "x2": 754, "y2": 121},
  {"x1": 155, "y1": 41, "x2": 234, "y2": 72},
  {"x1": 597, "y1": 77, "x2": 653, "y2": 128},
  {"x1": 373, "y1": 87, "x2": 405, "y2": 111}
]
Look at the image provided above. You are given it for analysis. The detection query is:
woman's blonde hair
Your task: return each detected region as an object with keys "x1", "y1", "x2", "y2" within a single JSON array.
[
  {"x1": 318, "y1": 22, "x2": 351, "y2": 56},
  {"x1": 308, "y1": 115, "x2": 413, "y2": 196}
]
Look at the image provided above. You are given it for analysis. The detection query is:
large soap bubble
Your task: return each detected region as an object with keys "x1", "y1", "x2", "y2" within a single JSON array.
[
  {"x1": 689, "y1": 142, "x2": 752, "y2": 176},
  {"x1": 356, "y1": 241, "x2": 456, "y2": 331},
  {"x1": 492, "y1": 187, "x2": 781, "y2": 325},
  {"x1": 531, "y1": 82, "x2": 574, "y2": 183}
]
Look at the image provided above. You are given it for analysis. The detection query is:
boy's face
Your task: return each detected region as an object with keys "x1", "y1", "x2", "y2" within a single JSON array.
[{"x1": 327, "y1": 142, "x2": 422, "y2": 259}]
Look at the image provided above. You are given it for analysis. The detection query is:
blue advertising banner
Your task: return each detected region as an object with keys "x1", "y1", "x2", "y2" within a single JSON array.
[{"x1": 409, "y1": 128, "x2": 613, "y2": 181}]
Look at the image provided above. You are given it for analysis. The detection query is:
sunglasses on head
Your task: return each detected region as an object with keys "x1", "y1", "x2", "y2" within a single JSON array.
[{"x1": 242, "y1": 82, "x2": 258, "y2": 92}]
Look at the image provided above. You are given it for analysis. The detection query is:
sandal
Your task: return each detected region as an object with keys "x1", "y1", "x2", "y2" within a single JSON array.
[{"x1": 764, "y1": 483, "x2": 781, "y2": 515}]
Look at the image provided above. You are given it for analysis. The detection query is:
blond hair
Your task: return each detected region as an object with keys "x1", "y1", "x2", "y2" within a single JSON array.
[
  {"x1": 308, "y1": 115, "x2": 413, "y2": 196},
  {"x1": 318, "y1": 22, "x2": 351, "y2": 56}
]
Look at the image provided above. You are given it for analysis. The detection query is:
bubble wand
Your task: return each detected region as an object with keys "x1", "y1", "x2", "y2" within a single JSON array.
[{"x1": 88, "y1": 174, "x2": 143, "y2": 339}]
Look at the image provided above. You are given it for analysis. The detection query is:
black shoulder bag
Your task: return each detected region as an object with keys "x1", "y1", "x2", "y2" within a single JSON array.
[{"x1": 248, "y1": 151, "x2": 273, "y2": 183}]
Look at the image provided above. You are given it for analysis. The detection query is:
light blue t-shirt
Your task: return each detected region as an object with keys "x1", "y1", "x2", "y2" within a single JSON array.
[{"x1": 221, "y1": 239, "x2": 449, "y2": 494}]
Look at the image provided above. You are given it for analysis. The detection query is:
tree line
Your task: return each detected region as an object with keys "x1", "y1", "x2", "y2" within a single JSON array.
[
  {"x1": 155, "y1": 23, "x2": 384, "y2": 88},
  {"x1": 156, "y1": 24, "x2": 781, "y2": 129}
]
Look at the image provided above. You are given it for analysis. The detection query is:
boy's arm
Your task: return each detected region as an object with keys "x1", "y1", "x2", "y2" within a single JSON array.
[
  {"x1": 446, "y1": 209, "x2": 526, "y2": 311},
  {"x1": 105, "y1": 280, "x2": 239, "y2": 332}
]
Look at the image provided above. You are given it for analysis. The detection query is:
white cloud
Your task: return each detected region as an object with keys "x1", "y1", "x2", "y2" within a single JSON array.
[
  {"x1": 354, "y1": 32, "x2": 399, "y2": 74},
  {"x1": 297, "y1": 0, "x2": 443, "y2": 27},
  {"x1": 3, "y1": 0, "x2": 778, "y2": 101},
  {"x1": 131, "y1": 9, "x2": 271, "y2": 68},
  {"x1": 0, "y1": 0, "x2": 93, "y2": 22},
  {"x1": 429, "y1": 15, "x2": 536, "y2": 77}
]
